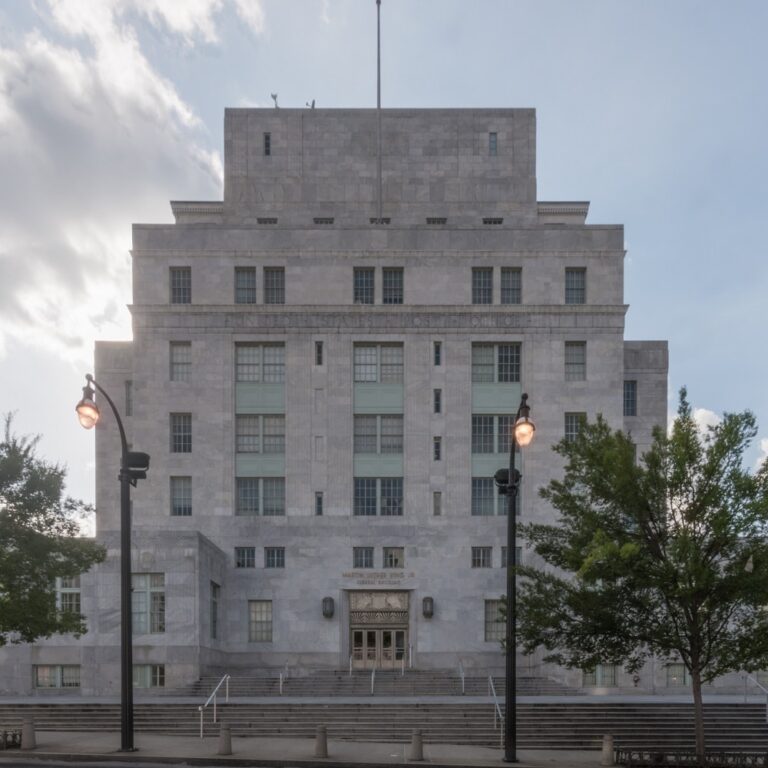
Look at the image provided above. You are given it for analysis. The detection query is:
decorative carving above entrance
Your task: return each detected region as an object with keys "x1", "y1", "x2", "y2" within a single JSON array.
[{"x1": 349, "y1": 591, "x2": 409, "y2": 627}]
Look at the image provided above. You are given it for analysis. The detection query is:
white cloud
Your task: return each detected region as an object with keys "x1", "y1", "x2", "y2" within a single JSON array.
[
  {"x1": 755, "y1": 438, "x2": 768, "y2": 472},
  {"x1": 692, "y1": 407, "x2": 721, "y2": 433},
  {"x1": 0, "y1": 0, "x2": 264, "y2": 363}
]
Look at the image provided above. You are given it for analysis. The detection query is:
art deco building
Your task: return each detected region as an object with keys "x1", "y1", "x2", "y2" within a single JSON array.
[{"x1": 1, "y1": 108, "x2": 668, "y2": 694}]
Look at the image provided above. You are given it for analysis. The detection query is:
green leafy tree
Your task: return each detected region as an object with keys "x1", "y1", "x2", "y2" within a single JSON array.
[
  {"x1": 516, "y1": 390, "x2": 768, "y2": 759},
  {"x1": 0, "y1": 415, "x2": 105, "y2": 645}
]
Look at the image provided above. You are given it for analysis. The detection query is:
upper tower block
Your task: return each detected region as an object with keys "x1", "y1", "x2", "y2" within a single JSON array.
[{"x1": 221, "y1": 108, "x2": 537, "y2": 226}]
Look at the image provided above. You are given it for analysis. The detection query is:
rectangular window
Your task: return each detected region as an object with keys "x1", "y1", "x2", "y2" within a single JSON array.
[
  {"x1": 134, "y1": 664, "x2": 165, "y2": 688},
  {"x1": 564, "y1": 341, "x2": 586, "y2": 381},
  {"x1": 380, "y1": 416, "x2": 404, "y2": 454},
  {"x1": 315, "y1": 341, "x2": 323, "y2": 366},
  {"x1": 433, "y1": 490, "x2": 442, "y2": 517},
  {"x1": 624, "y1": 380, "x2": 637, "y2": 417},
  {"x1": 210, "y1": 582, "x2": 220, "y2": 641},
  {"x1": 489, "y1": 132, "x2": 498, "y2": 156},
  {"x1": 235, "y1": 478, "x2": 286, "y2": 516},
  {"x1": 484, "y1": 600, "x2": 504, "y2": 641},
  {"x1": 472, "y1": 344, "x2": 520, "y2": 383},
  {"x1": 263, "y1": 267, "x2": 285, "y2": 304},
  {"x1": 55, "y1": 576, "x2": 81, "y2": 615},
  {"x1": 235, "y1": 267, "x2": 257, "y2": 304},
  {"x1": 500, "y1": 268, "x2": 522, "y2": 305},
  {"x1": 170, "y1": 341, "x2": 191, "y2": 381},
  {"x1": 501, "y1": 546, "x2": 522, "y2": 567},
  {"x1": 170, "y1": 413, "x2": 192, "y2": 453},
  {"x1": 235, "y1": 546, "x2": 256, "y2": 568},
  {"x1": 353, "y1": 547, "x2": 374, "y2": 569},
  {"x1": 170, "y1": 476, "x2": 192, "y2": 516},
  {"x1": 565, "y1": 268, "x2": 586, "y2": 305},
  {"x1": 497, "y1": 416, "x2": 513, "y2": 455},
  {"x1": 131, "y1": 573, "x2": 165, "y2": 634},
  {"x1": 382, "y1": 268, "x2": 404, "y2": 304},
  {"x1": 353, "y1": 477, "x2": 403, "y2": 516},
  {"x1": 265, "y1": 547, "x2": 285, "y2": 569},
  {"x1": 472, "y1": 416, "x2": 495, "y2": 454},
  {"x1": 315, "y1": 492, "x2": 324, "y2": 516},
  {"x1": 471, "y1": 477, "x2": 495, "y2": 516},
  {"x1": 353, "y1": 267, "x2": 375, "y2": 304},
  {"x1": 564, "y1": 412, "x2": 586, "y2": 443},
  {"x1": 433, "y1": 341, "x2": 442, "y2": 366},
  {"x1": 433, "y1": 436, "x2": 442, "y2": 461},
  {"x1": 248, "y1": 600, "x2": 272, "y2": 642},
  {"x1": 433, "y1": 389, "x2": 442, "y2": 414},
  {"x1": 471, "y1": 546, "x2": 492, "y2": 568},
  {"x1": 353, "y1": 415, "x2": 377, "y2": 454},
  {"x1": 169, "y1": 267, "x2": 191, "y2": 304},
  {"x1": 383, "y1": 547, "x2": 404, "y2": 568},
  {"x1": 236, "y1": 415, "x2": 285, "y2": 454},
  {"x1": 125, "y1": 380, "x2": 133, "y2": 417},
  {"x1": 263, "y1": 132, "x2": 271, "y2": 156},
  {"x1": 235, "y1": 344, "x2": 285, "y2": 383},
  {"x1": 34, "y1": 665, "x2": 81, "y2": 689},
  {"x1": 666, "y1": 663, "x2": 690, "y2": 687},
  {"x1": 353, "y1": 344, "x2": 403, "y2": 383},
  {"x1": 472, "y1": 267, "x2": 493, "y2": 304},
  {"x1": 583, "y1": 664, "x2": 618, "y2": 687}
]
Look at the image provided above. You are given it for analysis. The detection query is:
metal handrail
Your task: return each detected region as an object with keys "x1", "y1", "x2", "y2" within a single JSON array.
[
  {"x1": 371, "y1": 667, "x2": 376, "y2": 695},
  {"x1": 349, "y1": 655, "x2": 353, "y2": 677},
  {"x1": 401, "y1": 653, "x2": 405, "y2": 676},
  {"x1": 488, "y1": 675, "x2": 504, "y2": 747},
  {"x1": 409, "y1": 643, "x2": 413, "y2": 668},
  {"x1": 279, "y1": 662, "x2": 290, "y2": 695},
  {"x1": 198, "y1": 673, "x2": 230, "y2": 738},
  {"x1": 458, "y1": 660, "x2": 465, "y2": 695},
  {"x1": 742, "y1": 673, "x2": 768, "y2": 723}
]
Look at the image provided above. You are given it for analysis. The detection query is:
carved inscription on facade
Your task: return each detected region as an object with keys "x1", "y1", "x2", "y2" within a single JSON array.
[{"x1": 349, "y1": 591, "x2": 409, "y2": 626}]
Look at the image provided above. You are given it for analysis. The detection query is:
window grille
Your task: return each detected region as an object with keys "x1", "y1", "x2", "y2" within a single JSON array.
[
  {"x1": 263, "y1": 132, "x2": 271, "y2": 156},
  {"x1": 482, "y1": 217, "x2": 503, "y2": 225},
  {"x1": 501, "y1": 268, "x2": 522, "y2": 304},
  {"x1": 353, "y1": 547, "x2": 374, "y2": 569},
  {"x1": 265, "y1": 547, "x2": 285, "y2": 568},
  {"x1": 235, "y1": 547, "x2": 256, "y2": 568},
  {"x1": 248, "y1": 600, "x2": 272, "y2": 642},
  {"x1": 382, "y1": 268, "x2": 404, "y2": 304},
  {"x1": 489, "y1": 132, "x2": 498, "y2": 156},
  {"x1": 565, "y1": 268, "x2": 586, "y2": 304},
  {"x1": 170, "y1": 476, "x2": 192, "y2": 516},
  {"x1": 471, "y1": 546, "x2": 492, "y2": 568},
  {"x1": 484, "y1": 600, "x2": 504, "y2": 641},
  {"x1": 624, "y1": 380, "x2": 637, "y2": 417},
  {"x1": 169, "y1": 267, "x2": 191, "y2": 304},
  {"x1": 472, "y1": 268, "x2": 493, "y2": 304},
  {"x1": 170, "y1": 413, "x2": 192, "y2": 453},
  {"x1": 263, "y1": 267, "x2": 285, "y2": 304},
  {"x1": 353, "y1": 267, "x2": 375, "y2": 304},
  {"x1": 170, "y1": 342, "x2": 191, "y2": 381},
  {"x1": 433, "y1": 436, "x2": 442, "y2": 461},
  {"x1": 564, "y1": 412, "x2": 586, "y2": 443},
  {"x1": 383, "y1": 547, "x2": 404, "y2": 568},
  {"x1": 235, "y1": 267, "x2": 257, "y2": 304},
  {"x1": 433, "y1": 389, "x2": 442, "y2": 414},
  {"x1": 564, "y1": 341, "x2": 586, "y2": 381}
]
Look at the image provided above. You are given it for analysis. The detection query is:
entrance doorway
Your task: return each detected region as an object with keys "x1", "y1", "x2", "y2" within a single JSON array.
[
  {"x1": 348, "y1": 591, "x2": 410, "y2": 670},
  {"x1": 351, "y1": 628, "x2": 407, "y2": 670}
]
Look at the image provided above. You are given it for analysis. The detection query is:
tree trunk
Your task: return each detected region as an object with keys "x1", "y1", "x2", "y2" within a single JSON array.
[{"x1": 691, "y1": 666, "x2": 706, "y2": 762}]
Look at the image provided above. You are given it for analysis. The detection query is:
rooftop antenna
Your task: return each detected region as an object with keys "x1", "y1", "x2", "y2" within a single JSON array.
[
  {"x1": 270, "y1": 93, "x2": 279, "y2": 109},
  {"x1": 376, "y1": 0, "x2": 382, "y2": 223},
  {"x1": 306, "y1": 99, "x2": 316, "y2": 109}
]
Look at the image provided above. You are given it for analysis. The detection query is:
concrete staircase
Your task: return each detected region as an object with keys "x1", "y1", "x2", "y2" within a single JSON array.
[
  {"x1": 1, "y1": 702, "x2": 767, "y2": 750},
  {"x1": 187, "y1": 669, "x2": 581, "y2": 697}
]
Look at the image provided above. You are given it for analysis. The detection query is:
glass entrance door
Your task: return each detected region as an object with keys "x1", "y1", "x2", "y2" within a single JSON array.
[{"x1": 351, "y1": 628, "x2": 407, "y2": 669}]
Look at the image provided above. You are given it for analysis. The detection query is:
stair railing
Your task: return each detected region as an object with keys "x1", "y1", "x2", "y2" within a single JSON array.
[
  {"x1": 458, "y1": 660, "x2": 465, "y2": 695},
  {"x1": 401, "y1": 653, "x2": 405, "y2": 676},
  {"x1": 742, "y1": 673, "x2": 768, "y2": 723},
  {"x1": 198, "y1": 673, "x2": 230, "y2": 738},
  {"x1": 408, "y1": 643, "x2": 413, "y2": 668},
  {"x1": 279, "y1": 662, "x2": 290, "y2": 695},
  {"x1": 488, "y1": 675, "x2": 504, "y2": 747},
  {"x1": 349, "y1": 655, "x2": 353, "y2": 677},
  {"x1": 371, "y1": 667, "x2": 376, "y2": 695}
]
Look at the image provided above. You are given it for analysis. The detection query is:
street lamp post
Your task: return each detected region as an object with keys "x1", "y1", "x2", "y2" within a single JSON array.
[
  {"x1": 76, "y1": 373, "x2": 149, "y2": 752},
  {"x1": 494, "y1": 393, "x2": 535, "y2": 763}
]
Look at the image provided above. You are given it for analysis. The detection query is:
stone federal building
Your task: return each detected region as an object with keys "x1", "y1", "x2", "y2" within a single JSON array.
[{"x1": 1, "y1": 108, "x2": 669, "y2": 695}]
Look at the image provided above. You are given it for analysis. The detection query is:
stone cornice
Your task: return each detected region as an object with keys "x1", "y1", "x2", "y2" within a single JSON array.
[{"x1": 130, "y1": 304, "x2": 628, "y2": 332}]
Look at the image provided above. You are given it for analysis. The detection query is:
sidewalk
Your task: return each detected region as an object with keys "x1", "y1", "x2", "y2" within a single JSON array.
[{"x1": 0, "y1": 731, "x2": 604, "y2": 768}]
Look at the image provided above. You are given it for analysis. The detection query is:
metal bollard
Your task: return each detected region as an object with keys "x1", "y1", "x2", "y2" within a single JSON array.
[
  {"x1": 600, "y1": 734, "x2": 614, "y2": 766},
  {"x1": 21, "y1": 719, "x2": 36, "y2": 751},
  {"x1": 315, "y1": 725, "x2": 328, "y2": 758},
  {"x1": 407, "y1": 729, "x2": 424, "y2": 761},
  {"x1": 218, "y1": 723, "x2": 232, "y2": 756}
]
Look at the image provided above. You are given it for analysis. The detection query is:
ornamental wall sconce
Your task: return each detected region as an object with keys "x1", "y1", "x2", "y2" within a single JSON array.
[
  {"x1": 422, "y1": 596, "x2": 434, "y2": 618},
  {"x1": 322, "y1": 596, "x2": 335, "y2": 618}
]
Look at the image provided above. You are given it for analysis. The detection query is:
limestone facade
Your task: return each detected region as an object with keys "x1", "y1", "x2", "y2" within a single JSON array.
[{"x1": 1, "y1": 109, "x2": 681, "y2": 695}]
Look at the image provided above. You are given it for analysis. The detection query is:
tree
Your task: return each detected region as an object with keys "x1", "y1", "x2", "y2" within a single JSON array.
[
  {"x1": 0, "y1": 415, "x2": 105, "y2": 646},
  {"x1": 516, "y1": 389, "x2": 768, "y2": 759}
]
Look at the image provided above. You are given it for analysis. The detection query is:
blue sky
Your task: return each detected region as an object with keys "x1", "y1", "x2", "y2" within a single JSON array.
[{"x1": 1, "y1": 0, "x2": 766, "y2": 510}]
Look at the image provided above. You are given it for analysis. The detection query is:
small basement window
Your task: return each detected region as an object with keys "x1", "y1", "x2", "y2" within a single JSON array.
[
  {"x1": 482, "y1": 217, "x2": 504, "y2": 225},
  {"x1": 257, "y1": 217, "x2": 278, "y2": 225},
  {"x1": 313, "y1": 217, "x2": 335, "y2": 225},
  {"x1": 426, "y1": 217, "x2": 447, "y2": 225}
]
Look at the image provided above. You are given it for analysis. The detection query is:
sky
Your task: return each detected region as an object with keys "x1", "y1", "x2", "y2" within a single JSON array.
[{"x1": 1, "y1": 0, "x2": 767, "y2": 515}]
